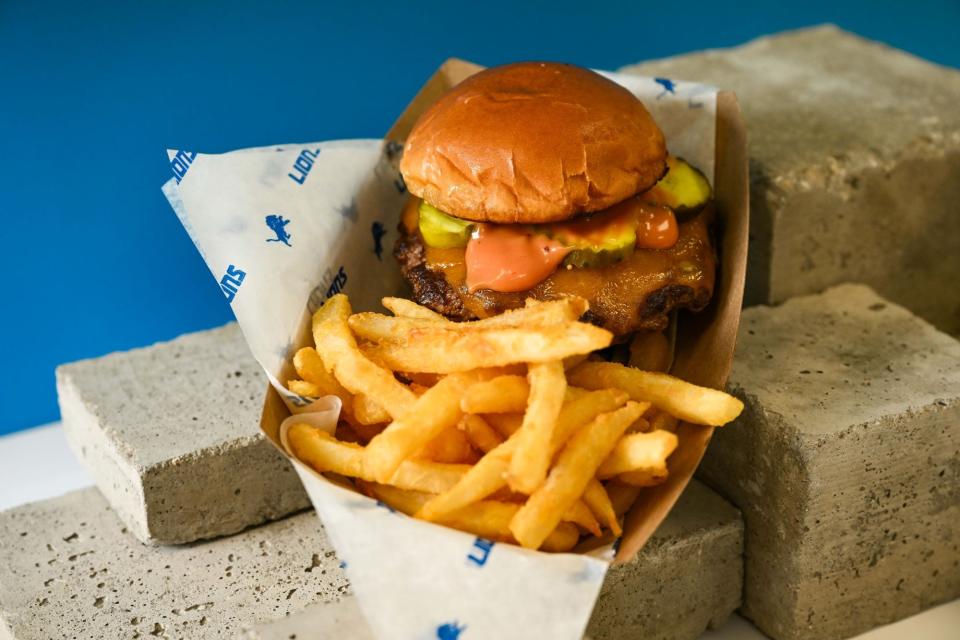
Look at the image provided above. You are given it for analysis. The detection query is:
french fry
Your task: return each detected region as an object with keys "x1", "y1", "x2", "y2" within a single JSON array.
[
  {"x1": 509, "y1": 361, "x2": 566, "y2": 494},
  {"x1": 363, "y1": 373, "x2": 477, "y2": 482},
  {"x1": 509, "y1": 401, "x2": 647, "y2": 549},
  {"x1": 460, "y1": 375, "x2": 529, "y2": 414},
  {"x1": 606, "y1": 481, "x2": 643, "y2": 517},
  {"x1": 294, "y1": 347, "x2": 348, "y2": 397},
  {"x1": 351, "y1": 422, "x2": 386, "y2": 443},
  {"x1": 596, "y1": 430, "x2": 678, "y2": 479},
  {"x1": 418, "y1": 389, "x2": 629, "y2": 523},
  {"x1": 287, "y1": 379, "x2": 322, "y2": 398},
  {"x1": 458, "y1": 414, "x2": 504, "y2": 453},
  {"x1": 354, "y1": 298, "x2": 590, "y2": 342},
  {"x1": 416, "y1": 438, "x2": 517, "y2": 523},
  {"x1": 483, "y1": 413, "x2": 523, "y2": 438},
  {"x1": 568, "y1": 362, "x2": 744, "y2": 427},
  {"x1": 563, "y1": 499, "x2": 602, "y2": 537},
  {"x1": 287, "y1": 423, "x2": 468, "y2": 493},
  {"x1": 312, "y1": 295, "x2": 417, "y2": 419},
  {"x1": 617, "y1": 468, "x2": 669, "y2": 487},
  {"x1": 353, "y1": 394, "x2": 391, "y2": 425},
  {"x1": 417, "y1": 426, "x2": 480, "y2": 464},
  {"x1": 364, "y1": 482, "x2": 579, "y2": 552},
  {"x1": 583, "y1": 477, "x2": 621, "y2": 536},
  {"x1": 381, "y1": 297, "x2": 448, "y2": 321},
  {"x1": 361, "y1": 322, "x2": 613, "y2": 373},
  {"x1": 628, "y1": 330, "x2": 672, "y2": 373},
  {"x1": 649, "y1": 410, "x2": 679, "y2": 433}
]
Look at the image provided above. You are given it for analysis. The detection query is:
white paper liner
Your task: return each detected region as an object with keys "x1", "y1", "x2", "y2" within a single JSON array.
[{"x1": 163, "y1": 69, "x2": 717, "y2": 640}]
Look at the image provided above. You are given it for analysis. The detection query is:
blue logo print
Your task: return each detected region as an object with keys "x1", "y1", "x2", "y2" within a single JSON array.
[
  {"x1": 170, "y1": 150, "x2": 197, "y2": 183},
  {"x1": 288, "y1": 148, "x2": 321, "y2": 185},
  {"x1": 219, "y1": 265, "x2": 245, "y2": 303},
  {"x1": 265, "y1": 214, "x2": 292, "y2": 247},
  {"x1": 467, "y1": 538, "x2": 494, "y2": 567},
  {"x1": 436, "y1": 621, "x2": 466, "y2": 640},
  {"x1": 371, "y1": 221, "x2": 387, "y2": 260},
  {"x1": 654, "y1": 77, "x2": 677, "y2": 99}
]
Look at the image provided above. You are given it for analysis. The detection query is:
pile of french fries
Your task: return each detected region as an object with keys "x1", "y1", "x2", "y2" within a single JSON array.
[{"x1": 285, "y1": 294, "x2": 743, "y2": 552}]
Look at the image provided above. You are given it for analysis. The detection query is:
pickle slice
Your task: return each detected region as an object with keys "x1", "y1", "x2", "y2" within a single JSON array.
[
  {"x1": 639, "y1": 156, "x2": 711, "y2": 214},
  {"x1": 546, "y1": 200, "x2": 638, "y2": 268},
  {"x1": 418, "y1": 200, "x2": 472, "y2": 248}
]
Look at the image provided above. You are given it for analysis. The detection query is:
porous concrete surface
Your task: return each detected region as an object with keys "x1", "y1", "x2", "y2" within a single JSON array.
[
  {"x1": 621, "y1": 25, "x2": 960, "y2": 333},
  {"x1": 0, "y1": 488, "x2": 348, "y2": 640},
  {"x1": 586, "y1": 480, "x2": 743, "y2": 640},
  {"x1": 699, "y1": 284, "x2": 960, "y2": 640},
  {"x1": 245, "y1": 480, "x2": 743, "y2": 640},
  {"x1": 56, "y1": 323, "x2": 309, "y2": 545}
]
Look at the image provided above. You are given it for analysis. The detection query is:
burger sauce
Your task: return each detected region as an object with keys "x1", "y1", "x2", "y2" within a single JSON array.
[{"x1": 465, "y1": 225, "x2": 570, "y2": 293}]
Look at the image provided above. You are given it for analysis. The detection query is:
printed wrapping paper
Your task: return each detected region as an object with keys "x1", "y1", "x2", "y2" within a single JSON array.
[{"x1": 163, "y1": 68, "x2": 719, "y2": 640}]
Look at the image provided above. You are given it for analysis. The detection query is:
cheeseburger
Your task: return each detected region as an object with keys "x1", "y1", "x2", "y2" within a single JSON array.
[{"x1": 395, "y1": 62, "x2": 715, "y2": 336}]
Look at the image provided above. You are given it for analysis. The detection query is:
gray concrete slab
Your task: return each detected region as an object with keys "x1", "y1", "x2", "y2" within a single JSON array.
[
  {"x1": 56, "y1": 323, "x2": 310, "y2": 545},
  {"x1": 1, "y1": 482, "x2": 741, "y2": 640},
  {"x1": 622, "y1": 25, "x2": 960, "y2": 334},
  {"x1": 0, "y1": 488, "x2": 346, "y2": 640},
  {"x1": 699, "y1": 284, "x2": 960, "y2": 640}
]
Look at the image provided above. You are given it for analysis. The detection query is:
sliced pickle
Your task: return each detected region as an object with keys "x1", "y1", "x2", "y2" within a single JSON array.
[
  {"x1": 547, "y1": 200, "x2": 638, "y2": 268},
  {"x1": 639, "y1": 156, "x2": 711, "y2": 214},
  {"x1": 418, "y1": 200, "x2": 472, "y2": 248}
]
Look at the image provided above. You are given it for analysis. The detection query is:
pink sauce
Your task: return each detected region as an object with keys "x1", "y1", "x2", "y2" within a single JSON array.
[{"x1": 465, "y1": 225, "x2": 571, "y2": 292}]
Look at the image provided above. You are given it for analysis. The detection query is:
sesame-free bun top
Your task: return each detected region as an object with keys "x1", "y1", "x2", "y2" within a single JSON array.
[{"x1": 400, "y1": 62, "x2": 668, "y2": 224}]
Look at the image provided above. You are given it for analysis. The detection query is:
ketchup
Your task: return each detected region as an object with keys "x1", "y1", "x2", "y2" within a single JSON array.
[
  {"x1": 465, "y1": 226, "x2": 570, "y2": 293},
  {"x1": 635, "y1": 205, "x2": 678, "y2": 249}
]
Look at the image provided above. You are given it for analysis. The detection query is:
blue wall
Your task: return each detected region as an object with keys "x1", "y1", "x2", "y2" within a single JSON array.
[{"x1": 1, "y1": 0, "x2": 957, "y2": 435}]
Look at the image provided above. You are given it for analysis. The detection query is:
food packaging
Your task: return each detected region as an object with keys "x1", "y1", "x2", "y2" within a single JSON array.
[{"x1": 163, "y1": 58, "x2": 747, "y2": 639}]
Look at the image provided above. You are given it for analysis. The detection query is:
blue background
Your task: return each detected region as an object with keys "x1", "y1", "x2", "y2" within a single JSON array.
[{"x1": 1, "y1": 1, "x2": 958, "y2": 435}]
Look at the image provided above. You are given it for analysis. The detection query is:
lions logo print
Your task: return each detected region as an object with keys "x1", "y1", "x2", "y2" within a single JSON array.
[
  {"x1": 265, "y1": 215, "x2": 292, "y2": 247},
  {"x1": 436, "y1": 621, "x2": 466, "y2": 639},
  {"x1": 654, "y1": 77, "x2": 677, "y2": 99}
]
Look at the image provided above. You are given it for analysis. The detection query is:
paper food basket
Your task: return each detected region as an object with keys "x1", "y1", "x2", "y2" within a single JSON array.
[{"x1": 163, "y1": 58, "x2": 748, "y2": 639}]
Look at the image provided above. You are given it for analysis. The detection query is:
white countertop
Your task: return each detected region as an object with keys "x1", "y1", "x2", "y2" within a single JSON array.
[{"x1": 0, "y1": 424, "x2": 956, "y2": 639}]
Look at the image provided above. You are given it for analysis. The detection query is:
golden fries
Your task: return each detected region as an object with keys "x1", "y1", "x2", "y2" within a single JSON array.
[
  {"x1": 287, "y1": 423, "x2": 468, "y2": 493},
  {"x1": 596, "y1": 430, "x2": 678, "y2": 479},
  {"x1": 284, "y1": 294, "x2": 742, "y2": 553},
  {"x1": 583, "y1": 477, "x2": 621, "y2": 536},
  {"x1": 568, "y1": 361, "x2": 743, "y2": 427},
  {"x1": 460, "y1": 375, "x2": 529, "y2": 414},
  {"x1": 363, "y1": 373, "x2": 477, "y2": 482},
  {"x1": 458, "y1": 414, "x2": 504, "y2": 453},
  {"x1": 362, "y1": 323, "x2": 613, "y2": 373},
  {"x1": 509, "y1": 361, "x2": 566, "y2": 494},
  {"x1": 509, "y1": 401, "x2": 647, "y2": 549},
  {"x1": 312, "y1": 295, "x2": 417, "y2": 419}
]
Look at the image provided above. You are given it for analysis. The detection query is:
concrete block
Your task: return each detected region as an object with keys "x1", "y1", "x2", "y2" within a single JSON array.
[
  {"x1": 56, "y1": 323, "x2": 309, "y2": 545},
  {"x1": 699, "y1": 284, "x2": 960, "y2": 640},
  {"x1": 585, "y1": 480, "x2": 743, "y2": 640},
  {"x1": 621, "y1": 25, "x2": 960, "y2": 333},
  {"x1": 0, "y1": 488, "x2": 348, "y2": 640},
  {"x1": 245, "y1": 481, "x2": 743, "y2": 640},
  {"x1": 0, "y1": 482, "x2": 740, "y2": 640}
]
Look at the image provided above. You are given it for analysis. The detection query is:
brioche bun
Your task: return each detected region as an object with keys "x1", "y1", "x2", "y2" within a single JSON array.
[{"x1": 400, "y1": 62, "x2": 667, "y2": 224}]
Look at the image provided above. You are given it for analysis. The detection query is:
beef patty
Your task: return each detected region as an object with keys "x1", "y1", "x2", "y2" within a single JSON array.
[{"x1": 394, "y1": 206, "x2": 717, "y2": 336}]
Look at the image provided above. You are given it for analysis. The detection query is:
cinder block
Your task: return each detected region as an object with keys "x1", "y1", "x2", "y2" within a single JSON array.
[
  {"x1": 698, "y1": 284, "x2": 960, "y2": 640},
  {"x1": 245, "y1": 481, "x2": 742, "y2": 640},
  {"x1": 621, "y1": 25, "x2": 960, "y2": 333},
  {"x1": 0, "y1": 488, "x2": 348, "y2": 640},
  {"x1": 56, "y1": 323, "x2": 310, "y2": 545}
]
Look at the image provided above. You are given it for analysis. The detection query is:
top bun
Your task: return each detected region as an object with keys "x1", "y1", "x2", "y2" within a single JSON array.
[{"x1": 400, "y1": 62, "x2": 667, "y2": 224}]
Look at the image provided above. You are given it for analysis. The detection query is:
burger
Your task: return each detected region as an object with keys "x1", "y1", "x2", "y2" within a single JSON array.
[{"x1": 394, "y1": 62, "x2": 716, "y2": 338}]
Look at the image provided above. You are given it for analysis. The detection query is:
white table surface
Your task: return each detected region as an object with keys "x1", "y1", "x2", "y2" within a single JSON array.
[{"x1": 0, "y1": 424, "x2": 956, "y2": 639}]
